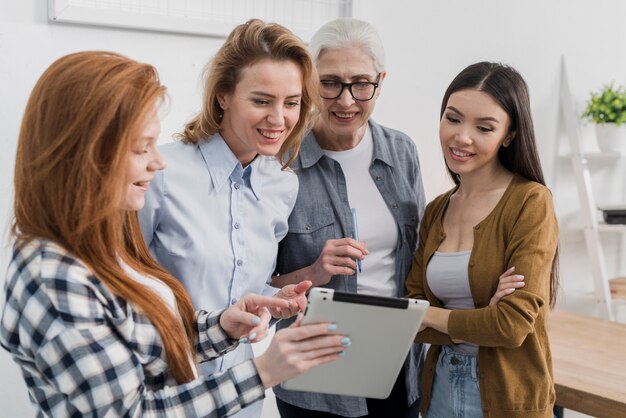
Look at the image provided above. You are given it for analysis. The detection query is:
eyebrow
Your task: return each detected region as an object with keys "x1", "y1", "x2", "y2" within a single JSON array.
[
  {"x1": 251, "y1": 91, "x2": 302, "y2": 99},
  {"x1": 446, "y1": 106, "x2": 500, "y2": 123},
  {"x1": 319, "y1": 74, "x2": 376, "y2": 81}
]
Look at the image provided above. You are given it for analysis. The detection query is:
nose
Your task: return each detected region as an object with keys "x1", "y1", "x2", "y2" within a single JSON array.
[
  {"x1": 336, "y1": 85, "x2": 355, "y2": 107},
  {"x1": 266, "y1": 104, "x2": 285, "y2": 126},
  {"x1": 454, "y1": 125, "x2": 473, "y2": 145},
  {"x1": 148, "y1": 148, "x2": 167, "y2": 171}
]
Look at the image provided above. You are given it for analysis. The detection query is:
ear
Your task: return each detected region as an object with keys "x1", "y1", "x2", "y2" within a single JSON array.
[
  {"x1": 503, "y1": 131, "x2": 516, "y2": 147},
  {"x1": 216, "y1": 92, "x2": 228, "y2": 110}
]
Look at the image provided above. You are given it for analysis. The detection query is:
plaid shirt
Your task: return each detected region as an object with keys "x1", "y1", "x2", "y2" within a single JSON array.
[{"x1": 0, "y1": 240, "x2": 265, "y2": 417}]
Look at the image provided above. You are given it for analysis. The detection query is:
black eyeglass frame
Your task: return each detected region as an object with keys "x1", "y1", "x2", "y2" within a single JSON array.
[{"x1": 319, "y1": 73, "x2": 382, "y2": 101}]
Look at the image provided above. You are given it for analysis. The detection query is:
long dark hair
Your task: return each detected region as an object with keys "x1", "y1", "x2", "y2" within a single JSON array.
[{"x1": 440, "y1": 62, "x2": 559, "y2": 308}]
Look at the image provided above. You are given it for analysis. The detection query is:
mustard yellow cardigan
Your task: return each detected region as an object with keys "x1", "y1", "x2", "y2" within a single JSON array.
[{"x1": 406, "y1": 174, "x2": 558, "y2": 418}]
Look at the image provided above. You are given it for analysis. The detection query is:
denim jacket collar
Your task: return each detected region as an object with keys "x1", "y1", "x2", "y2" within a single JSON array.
[
  {"x1": 299, "y1": 119, "x2": 395, "y2": 169},
  {"x1": 298, "y1": 131, "x2": 325, "y2": 169}
]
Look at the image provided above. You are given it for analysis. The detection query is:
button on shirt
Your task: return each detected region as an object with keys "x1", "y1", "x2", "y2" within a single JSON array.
[{"x1": 139, "y1": 133, "x2": 298, "y2": 376}]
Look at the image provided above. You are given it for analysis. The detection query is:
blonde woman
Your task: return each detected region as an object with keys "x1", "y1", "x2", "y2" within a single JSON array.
[{"x1": 138, "y1": 21, "x2": 323, "y2": 416}]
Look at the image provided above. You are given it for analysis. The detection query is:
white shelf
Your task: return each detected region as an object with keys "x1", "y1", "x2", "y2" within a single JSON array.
[
  {"x1": 568, "y1": 223, "x2": 626, "y2": 233},
  {"x1": 558, "y1": 56, "x2": 624, "y2": 320},
  {"x1": 598, "y1": 223, "x2": 626, "y2": 232},
  {"x1": 559, "y1": 151, "x2": 622, "y2": 161}
]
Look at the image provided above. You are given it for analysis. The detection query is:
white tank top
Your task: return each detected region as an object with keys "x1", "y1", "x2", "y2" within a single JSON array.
[{"x1": 427, "y1": 250, "x2": 478, "y2": 356}]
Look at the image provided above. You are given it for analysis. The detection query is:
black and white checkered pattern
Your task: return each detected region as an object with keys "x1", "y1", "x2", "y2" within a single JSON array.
[{"x1": 0, "y1": 240, "x2": 265, "y2": 417}]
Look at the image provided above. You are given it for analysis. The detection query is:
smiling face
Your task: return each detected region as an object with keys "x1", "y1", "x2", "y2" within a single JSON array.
[
  {"x1": 313, "y1": 45, "x2": 385, "y2": 149},
  {"x1": 439, "y1": 89, "x2": 513, "y2": 179},
  {"x1": 217, "y1": 59, "x2": 303, "y2": 165},
  {"x1": 123, "y1": 109, "x2": 166, "y2": 211}
]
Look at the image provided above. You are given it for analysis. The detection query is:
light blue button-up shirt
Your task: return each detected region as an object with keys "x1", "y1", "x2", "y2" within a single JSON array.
[{"x1": 139, "y1": 133, "x2": 298, "y2": 377}]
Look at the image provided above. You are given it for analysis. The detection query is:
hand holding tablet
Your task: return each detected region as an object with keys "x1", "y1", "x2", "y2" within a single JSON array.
[{"x1": 281, "y1": 288, "x2": 429, "y2": 398}]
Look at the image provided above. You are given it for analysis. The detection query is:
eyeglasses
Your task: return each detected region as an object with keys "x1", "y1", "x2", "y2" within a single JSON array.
[{"x1": 319, "y1": 73, "x2": 381, "y2": 101}]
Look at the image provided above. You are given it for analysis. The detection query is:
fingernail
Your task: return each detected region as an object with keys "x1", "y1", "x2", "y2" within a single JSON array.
[
  {"x1": 327, "y1": 324, "x2": 337, "y2": 331},
  {"x1": 338, "y1": 351, "x2": 345, "y2": 357},
  {"x1": 239, "y1": 337, "x2": 248, "y2": 344},
  {"x1": 251, "y1": 316, "x2": 261, "y2": 325},
  {"x1": 341, "y1": 337, "x2": 351, "y2": 346},
  {"x1": 248, "y1": 332, "x2": 257, "y2": 341}
]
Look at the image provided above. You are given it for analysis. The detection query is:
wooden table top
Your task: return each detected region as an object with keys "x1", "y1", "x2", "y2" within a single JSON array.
[{"x1": 549, "y1": 310, "x2": 626, "y2": 418}]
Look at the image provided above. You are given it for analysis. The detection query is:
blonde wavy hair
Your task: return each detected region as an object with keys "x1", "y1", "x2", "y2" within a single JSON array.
[{"x1": 180, "y1": 19, "x2": 320, "y2": 168}]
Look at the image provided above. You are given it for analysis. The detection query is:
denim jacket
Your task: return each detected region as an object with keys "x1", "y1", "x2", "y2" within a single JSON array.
[{"x1": 273, "y1": 119, "x2": 426, "y2": 417}]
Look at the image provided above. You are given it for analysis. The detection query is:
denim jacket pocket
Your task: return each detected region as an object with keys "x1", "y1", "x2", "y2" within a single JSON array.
[
  {"x1": 277, "y1": 206, "x2": 336, "y2": 276},
  {"x1": 288, "y1": 206, "x2": 335, "y2": 235}
]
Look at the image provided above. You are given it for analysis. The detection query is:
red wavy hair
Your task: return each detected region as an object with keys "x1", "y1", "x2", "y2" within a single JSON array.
[{"x1": 13, "y1": 51, "x2": 198, "y2": 383}]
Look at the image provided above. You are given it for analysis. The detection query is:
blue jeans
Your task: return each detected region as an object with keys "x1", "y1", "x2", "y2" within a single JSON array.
[{"x1": 426, "y1": 346, "x2": 483, "y2": 418}]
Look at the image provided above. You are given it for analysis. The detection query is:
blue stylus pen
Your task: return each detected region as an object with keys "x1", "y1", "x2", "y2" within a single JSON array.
[{"x1": 351, "y1": 208, "x2": 362, "y2": 273}]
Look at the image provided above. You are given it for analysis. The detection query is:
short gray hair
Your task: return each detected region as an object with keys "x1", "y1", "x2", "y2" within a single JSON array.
[{"x1": 308, "y1": 18, "x2": 385, "y2": 73}]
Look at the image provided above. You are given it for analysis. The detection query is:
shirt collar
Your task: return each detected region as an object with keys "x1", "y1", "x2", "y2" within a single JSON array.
[
  {"x1": 197, "y1": 133, "x2": 262, "y2": 199},
  {"x1": 368, "y1": 119, "x2": 395, "y2": 167},
  {"x1": 298, "y1": 130, "x2": 326, "y2": 169},
  {"x1": 246, "y1": 158, "x2": 263, "y2": 201},
  {"x1": 299, "y1": 119, "x2": 395, "y2": 169}
]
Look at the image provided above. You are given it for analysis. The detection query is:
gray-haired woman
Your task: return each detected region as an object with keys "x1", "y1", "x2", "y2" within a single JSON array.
[{"x1": 271, "y1": 18, "x2": 425, "y2": 418}]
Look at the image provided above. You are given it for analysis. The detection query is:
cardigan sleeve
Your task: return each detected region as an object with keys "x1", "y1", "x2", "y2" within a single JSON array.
[
  {"x1": 447, "y1": 186, "x2": 558, "y2": 348},
  {"x1": 405, "y1": 204, "x2": 455, "y2": 346}
]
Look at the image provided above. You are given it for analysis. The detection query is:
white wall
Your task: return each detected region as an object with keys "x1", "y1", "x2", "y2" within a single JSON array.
[
  {"x1": 356, "y1": 0, "x2": 626, "y2": 321},
  {"x1": 2, "y1": 1, "x2": 626, "y2": 416},
  {"x1": 0, "y1": 3, "x2": 225, "y2": 416}
]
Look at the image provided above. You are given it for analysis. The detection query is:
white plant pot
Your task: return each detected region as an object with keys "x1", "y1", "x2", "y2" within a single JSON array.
[{"x1": 595, "y1": 123, "x2": 626, "y2": 154}]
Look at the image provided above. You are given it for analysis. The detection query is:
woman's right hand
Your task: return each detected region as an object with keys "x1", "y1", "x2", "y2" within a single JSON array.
[
  {"x1": 253, "y1": 316, "x2": 349, "y2": 388},
  {"x1": 489, "y1": 266, "x2": 525, "y2": 306},
  {"x1": 309, "y1": 238, "x2": 368, "y2": 286}
]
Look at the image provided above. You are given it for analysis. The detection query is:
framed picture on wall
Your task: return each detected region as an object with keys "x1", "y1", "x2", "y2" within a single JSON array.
[{"x1": 48, "y1": 0, "x2": 353, "y2": 40}]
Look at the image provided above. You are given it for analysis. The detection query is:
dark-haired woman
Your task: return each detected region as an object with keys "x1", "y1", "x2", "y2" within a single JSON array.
[{"x1": 406, "y1": 62, "x2": 559, "y2": 418}]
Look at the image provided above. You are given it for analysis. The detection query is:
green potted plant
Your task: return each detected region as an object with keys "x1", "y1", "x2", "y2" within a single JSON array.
[{"x1": 582, "y1": 83, "x2": 626, "y2": 154}]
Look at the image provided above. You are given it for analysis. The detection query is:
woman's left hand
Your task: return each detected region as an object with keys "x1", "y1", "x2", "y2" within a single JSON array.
[
  {"x1": 220, "y1": 294, "x2": 291, "y2": 343},
  {"x1": 271, "y1": 280, "x2": 312, "y2": 319},
  {"x1": 489, "y1": 266, "x2": 525, "y2": 306}
]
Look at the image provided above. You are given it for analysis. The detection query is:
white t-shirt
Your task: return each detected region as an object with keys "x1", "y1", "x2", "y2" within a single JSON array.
[
  {"x1": 120, "y1": 258, "x2": 178, "y2": 312},
  {"x1": 119, "y1": 258, "x2": 198, "y2": 378},
  {"x1": 323, "y1": 126, "x2": 399, "y2": 296}
]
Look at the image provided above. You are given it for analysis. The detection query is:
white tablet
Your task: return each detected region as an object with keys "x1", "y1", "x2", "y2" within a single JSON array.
[{"x1": 280, "y1": 288, "x2": 429, "y2": 399}]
